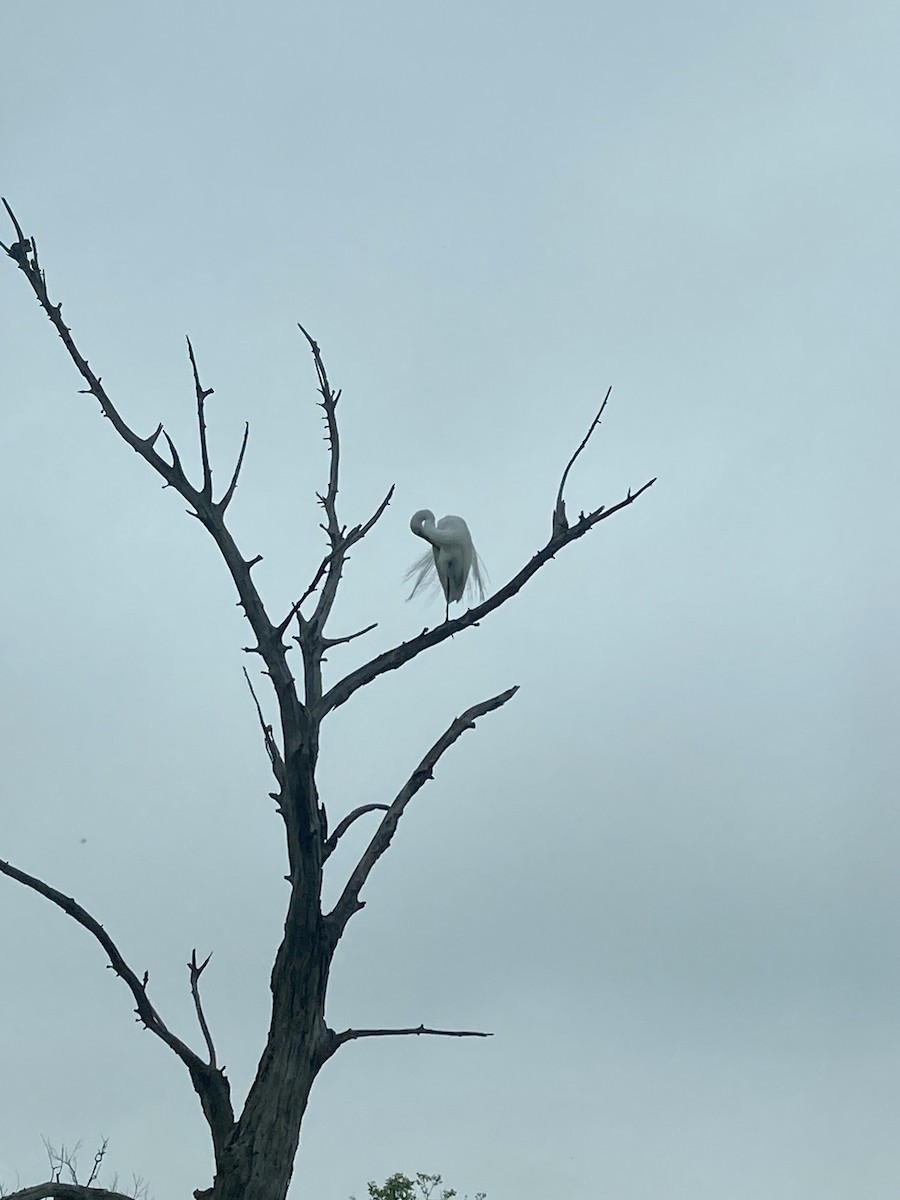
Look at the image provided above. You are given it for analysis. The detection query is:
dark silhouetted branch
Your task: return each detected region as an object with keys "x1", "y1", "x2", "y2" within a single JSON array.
[
  {"x1": 553, "y1": 386, "x2": 611, "y2": 536},
  {"x1": 297, "y1": 322, "x2": 341, "y2": 548},
  {"x1": 4, "y1": 1186, "x2": 139, "y2": 1200},
  {"x1": 187, "y1": 337, "x2": 215, "y2": 500},
  {"x1": 321, "y1": 623, "x2": 378, "y2": 649},
  {"x1": 328, "y1": 686, "x2": 518, "y2": 933},
  {"x1": 242, "y1": 667, "x2": 285, "y2": 784},
  {"x1": 1, "y1": 201, "x2": 305, "y2": 842},
  {"x1": 216, "y1": 421, "x2": 249, "y2": 514},
  {"x1": 189, "y1": 949, "x2": 218, "y2": 1068},
  {"x1": 323, "y1": 803, "x2": 391, "y2": 860},
  {"x1": 345, "y1": 485, "x2": 395, "y2": 546},
  {"x1": 334, "y1": 1024, "x2": 492, "y2": 1047}
]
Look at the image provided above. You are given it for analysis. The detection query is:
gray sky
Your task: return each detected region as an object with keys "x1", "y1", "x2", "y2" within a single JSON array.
[{"x1": 2, "y1": 1, "x2": 898, "y2": 1197}]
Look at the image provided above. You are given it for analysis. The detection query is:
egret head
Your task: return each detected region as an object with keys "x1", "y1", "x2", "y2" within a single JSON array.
[{"x1": 409, "y1": 509, "x2": 435, "y2": 536}]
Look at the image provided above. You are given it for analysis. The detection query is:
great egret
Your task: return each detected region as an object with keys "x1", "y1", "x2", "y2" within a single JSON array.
[{"x1": 406, "y1": 509, "x2": 486, "y2": 622}]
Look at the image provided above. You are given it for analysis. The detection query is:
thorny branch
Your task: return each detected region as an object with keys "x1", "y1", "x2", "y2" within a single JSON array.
[
  {"x1": 295, "y1": 321, "x2": 395, "y2": 638},
  {"x1": 328, "y1": 686, "x2": 519, "y2": 935},
  {"x1": 0, "y1": 200, "x2": 289, "y2": 718},
  {"x1": 334, "y1": 1024, "x2": 493, "y2": 1046}
]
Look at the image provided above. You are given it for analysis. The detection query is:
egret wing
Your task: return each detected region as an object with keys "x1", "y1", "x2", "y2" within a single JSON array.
[
  {"x1": 404, "y1": 549, "x2": 442, "y2": 600},
  {"x1": 467, "y1": 550, "x2": 487, "y2": 602}
]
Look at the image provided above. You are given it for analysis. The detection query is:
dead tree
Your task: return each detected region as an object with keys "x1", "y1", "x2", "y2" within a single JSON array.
[{"x1": 0, "y1": 202, "x2": 655, "y2": 1200}]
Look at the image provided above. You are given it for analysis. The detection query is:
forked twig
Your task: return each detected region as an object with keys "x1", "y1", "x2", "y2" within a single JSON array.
[
  {"x1": 553, "y1": 386, "x2": 612, "y2": 536},
  {"x1": 188, "y1": 949, "x2": 218, "y2": 1068}
]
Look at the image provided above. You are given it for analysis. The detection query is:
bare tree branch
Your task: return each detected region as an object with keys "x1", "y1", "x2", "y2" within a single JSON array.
[
  {"x1": 4, "y1": 1186, "x2": 139, "y2": 1200},
  {"x1": 294, "y1": 325, "x2": 396, "y2": 642},
  {"x1": 553, "y1": 386, "x2": 611, "y2": 536},
  {"x1": 186, "y1": 337, "x2": 215, "y2": 499},
  {"x1": 320, "y1": 622, "x2": 378, "y2": 650},
  {"x1": 216, "y1": 421, "x2": 249, "y2": 514},
  {"x1": 327, "y1": 686, "x2": 518, "y2": 933},
  {"x1": 86, "y1": 1140, "x2": 109, "y2": 1188},
  {"x1": 1, "y1": 200, "x2": 309, "y2": 867},
  {"x1": 321, "y1": 478, "x2": 655, "y2": 717},
  {"x1": 0, "y1": 857, "x2": 235, "y2": 1153},
  {"x1": 277, "y1": 486, "x2": 393, "y2": 640},
  {"x1": 334, "y1": 1024, "x2": 493, "y2": 1047},
  {"x1": 242, "y1": 667, "x2": 285, "y2": 784},
  {"x1": 323, "y1": 804, "x2": 391, "y2": 860},
  {"x1": 188, "y1": 949, "x2": 218, "y2": 1068},
  {"x1": 297, "y1": 322, "x2": 341, "y2": 549},
  {"x1": 344, "y1": 485, "x2": 396, "y2": 547}
]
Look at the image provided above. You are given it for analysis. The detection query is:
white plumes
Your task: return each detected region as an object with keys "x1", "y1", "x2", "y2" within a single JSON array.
[{"x1": 406, "y1": 509, "x2": 486, "y2": 620}]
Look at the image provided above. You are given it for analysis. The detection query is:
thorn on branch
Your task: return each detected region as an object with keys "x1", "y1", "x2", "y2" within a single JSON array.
[{"x1": 141, "y1": 422, "x2": 164, "y2": 449}]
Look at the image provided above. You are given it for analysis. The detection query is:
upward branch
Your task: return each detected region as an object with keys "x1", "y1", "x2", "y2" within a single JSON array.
[
  {"x1": 328, "y1": 686, "x2": 518, "y2": 934},
  {"x1": 187, "y1": 336, "x2": 215, "y2": 500}
]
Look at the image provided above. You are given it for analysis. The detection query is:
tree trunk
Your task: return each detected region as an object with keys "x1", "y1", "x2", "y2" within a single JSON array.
[{"x1": 208, "y1": 910, "x2": 337, "y2": 1200}]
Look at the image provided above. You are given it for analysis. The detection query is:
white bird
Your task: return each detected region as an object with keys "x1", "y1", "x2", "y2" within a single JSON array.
[{"x1": 406, "y1": 509, "x2": 486, "y2": 622}]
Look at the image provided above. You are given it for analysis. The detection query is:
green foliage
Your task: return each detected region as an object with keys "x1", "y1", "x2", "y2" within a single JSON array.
[{"x1": 357, "y1": 1171, "x2": 485, "y2": 1200}]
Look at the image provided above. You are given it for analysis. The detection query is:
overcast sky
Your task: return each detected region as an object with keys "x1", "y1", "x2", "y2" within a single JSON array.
[{"x1": 2, "y1": 2, "x2": 899, "y2": 1197}]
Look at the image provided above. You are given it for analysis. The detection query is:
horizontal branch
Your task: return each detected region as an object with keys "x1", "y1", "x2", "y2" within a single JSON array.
[
  {"x1": 321, "y1": 478, "x2": 655, "y2": 716},
  {"x1": 4, "y1": 1186, "x2": 139, "y2": 1200},
  {"x1": 335, "y1": 1024, "x2": 492, "y2": 1047},
  {"x1": 320, "y1": 622, "x2": 378, "y2": 649},
  {"x1": 327, "y1": 686, "x2": 518, "y2": 933}
]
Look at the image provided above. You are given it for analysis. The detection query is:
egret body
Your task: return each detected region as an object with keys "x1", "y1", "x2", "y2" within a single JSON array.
[{"x1": 406, "y1": 509, "x2": 486, "y2": 622}]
